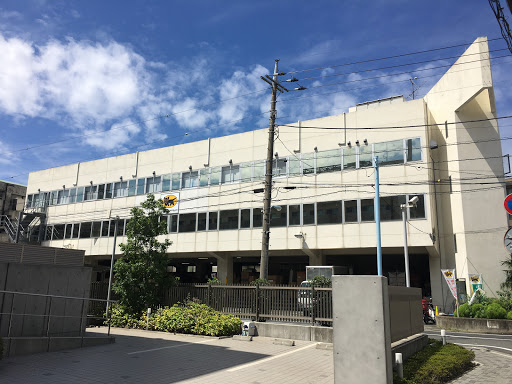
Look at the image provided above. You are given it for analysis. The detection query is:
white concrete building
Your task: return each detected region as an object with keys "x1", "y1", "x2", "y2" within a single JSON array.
[{"x1": 24, "y1": 37, "x2": 508, "y2": 312}]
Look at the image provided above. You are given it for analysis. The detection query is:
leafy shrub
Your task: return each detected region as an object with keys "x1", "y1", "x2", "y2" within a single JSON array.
[
  {"x1": 470, "y1": 304, "x2": 485, "y2": 318},
  {"x1": 207, "y1": 277, "x2": 221, "y2": 285},
  {"x1": 507, "y1": 311, "x2": 512, "y2": 320},
  {"x1": 250, "y1": 278, "x2": 270, "y2": 286},
  {"x1": 310, "y1": 275, "x2": 332, "y2": 288},
  {"x1": 485, "y1": 303, "x2": 507, "y2": 319},
  {"x1": 394, "y1": 340, "x2": 475, "y2": 384},
  {"x1": 456, "y1": 303, "x2": 470, "y2": 318}
]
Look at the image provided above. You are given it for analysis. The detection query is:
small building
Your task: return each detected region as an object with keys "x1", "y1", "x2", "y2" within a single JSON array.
[
  {"x1": 0, "y1": 180, "x2": 27, "y2": 243},
  {"x1": 22, "y1": 37, "x2": 509, "y2": 312}
]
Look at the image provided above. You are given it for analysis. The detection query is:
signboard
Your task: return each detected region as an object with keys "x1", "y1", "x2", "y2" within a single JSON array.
[
  {"x1": 162, "y1": 194, "x2": 178, "y2": 209},
  {"x1": 504, "y1": 193, "x2": 512, "y2": 215},
  {"x1": 469, "y1": 274, "x2": 483, "y2": 294},
  {"x1": 441, "y1": 269, "x2": 458, "y2": 300}
]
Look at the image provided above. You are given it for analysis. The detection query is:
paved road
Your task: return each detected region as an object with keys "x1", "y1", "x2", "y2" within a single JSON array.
[
  {"x1": 423, "y1": 326, "x2": 512, "y2": 355},
  {"x1": 0, "y1": 328, "x2": 334, "y2": 384}
]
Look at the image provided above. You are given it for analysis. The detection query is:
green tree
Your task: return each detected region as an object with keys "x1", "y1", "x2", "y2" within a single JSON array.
[
  {"x1": 113, "y1": 193, "x2": 174, "y2": 314},
  {"x1": 501, "y1": 257, "x2": 512, "y2": 292}
]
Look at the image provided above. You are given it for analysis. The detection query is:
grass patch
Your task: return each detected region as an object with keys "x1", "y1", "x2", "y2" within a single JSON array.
[{"x1": 394, "y1": 340, "x2": 475, "y2": 384}]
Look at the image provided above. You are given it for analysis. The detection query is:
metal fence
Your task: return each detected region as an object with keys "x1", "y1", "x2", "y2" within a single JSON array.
[{"x1": 0, "y1": 290, "x2": 114, "y2": 339}]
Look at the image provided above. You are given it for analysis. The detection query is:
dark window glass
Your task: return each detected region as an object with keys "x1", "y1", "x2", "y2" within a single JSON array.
[
  {"x1": 97, "y1": 184, "x2": 105, "y2": 199},
  {"x1": 343, "y1": 147, "x2": 356, "y2": 169},
  {"x1": 76, "y1": 187, "x2": 85, "y2": 203},
  {"x1": 303, "y1": 204, "x2": 315, "y2": 225},
  {"x1": 197, "y1": 213, "x2": 207, "y2": 231},
  {"x1": 72, "y1": 223, "x2": 80, "y2": 238},
  {"x1": 344, "y1": 200, "x2": 358, "y2": 223},
  {"x1": 27, "y1": 195, "x2": 33, "y2": 208},
  {"x1": 105, "y1": 183, "x2": 113, "y2": 199},
  {"x1": 240, "y1": 209, "x2": 251, "y2": 228},
  {"x1": 80, "y1": 222, "x2": 92, "y2": 238},
  {"x1": 289, "y1": 205, "x2": 300, "y2": 226},
  {"x1": 109, "y1": 220, "x2": 116, "y2": 237},
  {"x1": 270, "y1": 206, "x2": 287, "y2": 227},
  {"x1": 116, "y1": 219, "x2": 125, "y2": 236},
  {"x1": 179, "y1": 213, "x2": 196, "y2": 232},
  {"x1": 162, "y1": 174, "x2": 171, "y2": 191},
  {"x1": 361, "y1": 199, "x2": 374, "y2": 222},
  {"x1": 53, "y1": 224, "x2": 65, "y2": 240},
  {"x1": 169, "y1": 215, "x2": 178, "y2": 233},
  {"x1": 69, "y1": 188, "x2": 77, "y2": 203},
  {"x1": 128, "y1": 180, "x2": 137, "y2": 196},
  {"x1": 64, "y1": 224, "x2": 72, "y2": 239},
  {"x1": 380, "y1": 195, "x2": 406, "y2": 221},
  {"x1": 91, "y1": 221, "x2": 102, "y2": 237},
  {"x1": 220, "y1": 209, "x2": 239, "y2": 230},
  {"x1": 45, "y1": 225, "x2": 53, "y2": 241},
  {"x1": 50, "y1": 191, "x2": 58, "y2": 205},
  {"x1": 84, "y1": 186, "x2": 97, "y2": 201},
  {"x1": 101, "y1": 221, "x2": 110, "y2": 237},
  {"x1": 409, "y1": 195, "x2": 425, "y2": 219},
  {"x1": 317, "y1": 201, "x2": 342, "y2": 225},
  {"x1": 374, "y1": 140, "x2": 404, "y2": 166},
  {"x1": 252, "y1": 209, "x2": 262, "y2": 228},
  {"x1": 406, "y1": 138, "x2": 421, "y2": 162},
  {"x1": 359, "y1": 145, "x2": 373, "y2": 168}
]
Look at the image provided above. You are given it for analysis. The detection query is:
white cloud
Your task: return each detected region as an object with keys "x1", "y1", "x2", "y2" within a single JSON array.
[
  {"x1": 0, "y1": 140, "x2": 17, "y2": 165},
  {"x1": 83, "y1": 119, "x2": 141, "y2": 151},
  {"x1": 171, "y1": 98, "x2": 214, "y2": 129}
]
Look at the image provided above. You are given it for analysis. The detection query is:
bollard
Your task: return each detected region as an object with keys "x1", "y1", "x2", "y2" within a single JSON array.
[
  {"x1": 440, "y1": 329, "x2": 446, "y2": 345},
  {"x1": 146, "y1": 308, "x2": 151, "y2": 331},
  {"x1": 395, "y1": 353, "x2": 403, "y2": 379},
  {"x1": 435, "y1": 306, "x2": 439, "y2": 316}
]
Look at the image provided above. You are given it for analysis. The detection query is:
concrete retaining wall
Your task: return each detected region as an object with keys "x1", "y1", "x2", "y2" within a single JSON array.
[
  {"x1": 437, "y1": 315, "x2": 512, "y2": 334},
  {"x1": 253, "y1": 322, "x2": 332, "y2": 342},
  {"x1": 388, "y1": 285, "x2": 423, "y2": 343}
]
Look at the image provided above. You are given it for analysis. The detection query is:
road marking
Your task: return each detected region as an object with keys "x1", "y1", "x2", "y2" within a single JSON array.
[
  {"x1": 227, "y1": 343, "x2": 316, "y2": 372},
  {"x1": 425, "y1": 333, "x2": 512, "y2": 342},
  {"x1": 128, "y1": 339, "x2": 215, "y2": 355},
  {"x1": 455, "y1": 343, "x2": 512, "y2": 354},
  {"x1": 424, "y1": 330, "x2": 512, "y2": 338}
]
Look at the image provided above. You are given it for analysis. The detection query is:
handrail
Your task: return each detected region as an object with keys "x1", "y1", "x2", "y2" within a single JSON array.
[{"x1": 0, "y1": 289, "x2": 115, "y2": 303}]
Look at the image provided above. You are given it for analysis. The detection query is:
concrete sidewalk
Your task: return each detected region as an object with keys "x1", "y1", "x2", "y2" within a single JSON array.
[
  {"x1": 0, "y1": 327, "x2": 334, "y2": 383},
  {"x1": 451, "y1": 347, "x2": 512, "y2": 384}
]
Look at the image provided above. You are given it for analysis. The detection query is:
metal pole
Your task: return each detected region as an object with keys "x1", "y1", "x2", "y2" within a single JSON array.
[
  {"x1": 401, "y1": 206, "x2": 411, "y2": 287},
  {"x1": 260, "y1": 59, "x2": 279, "y2": 280},
  {"x1": 106, "y1": 217, "x2": 119, "y2": 316},
  {"x1": 14, "y1": 210, "x2": 22, "y2": 243},
  {"x1": 374, "y1": 156, "x2": 382, "y2": 276}
]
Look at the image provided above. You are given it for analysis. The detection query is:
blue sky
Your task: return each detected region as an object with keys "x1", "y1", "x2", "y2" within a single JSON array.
[{"x1": 1, "y1": 0, "x2": 511, "y2": 184}]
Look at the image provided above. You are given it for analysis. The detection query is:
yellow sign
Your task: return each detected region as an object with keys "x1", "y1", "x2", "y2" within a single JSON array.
[
  {"x1": 470, "y1": 275, "x2": 481, "y2": 283},
  {"x1": 443, "y1": 271, "x2": 453, "y2": 278},
  {"x1": 163, "y1": 195, "x2": 178, "y2": 209}
]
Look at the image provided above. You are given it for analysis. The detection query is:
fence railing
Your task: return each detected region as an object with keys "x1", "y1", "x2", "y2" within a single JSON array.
[{"x1": 0, "y1": 290, "x2": 115, "y2": 339}]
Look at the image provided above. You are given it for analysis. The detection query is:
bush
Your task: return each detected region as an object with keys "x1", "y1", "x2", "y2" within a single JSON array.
[
  {"x1": 310, "y1": 275, "x2": 332, "y2": 288},
  {"x1": 485, "y1": 303, "x2": 507, "y2": 319},
  {"x1": 109, "y1": 302, "x2": 242, "y2": 337},
  {"x1": 394, "y1": 340, "x2": 475, "y2": 384},
  {"x1": 507, "y1": 311, "x2": 512, "y2": 320},
  {"x1": 470, "y1": 304, "x2": 485, "y2": 318},
  {"x1": 456, "y1": 303, "x2": 470, "y2": 318},
  {"x1": 250, "y1": 278, "x2": 270, "y2": 286}
]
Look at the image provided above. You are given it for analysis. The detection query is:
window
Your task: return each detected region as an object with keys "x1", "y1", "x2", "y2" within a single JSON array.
[
  {"x1": 288, "y1": 157, "x2": 301, "y2": 176},
  {"x1": 57, "y1": 190, "x2": 70, "y2": 205},
  {"x1": 219, "y1": 209, "x2": 239, "y2": 230},
  {"x1": 53, "y1": 224, "x2": 65, "y2": 240},
  {"x1": 105, "y1": 184, "x2": 113, "y2": 199},
  {"x1": 114, "y1": 182, "x2": 128, "y2": 198},
  {"x1": 343, "y1": 147, "x2": 356, "y2": 169},
  {"x1": 84, "y1": 185, "x2": 97, "y2": 201},
  {"x1": 186, "y1": 265, "x2": 197, "y2": 273},
  {"x1": 128, "y1": 180, "x2": 137, "y2": 196},
  {"x1": 361, "y1": 199, "x2": 374, "y2": 222},
  {"x1": 162, "y1": 174, "x2": 171, "y2": 191},
  {"x1": 179, "y1": 213, "x2": 196, "y2": 232},
  {"x1": 76, "y1": 187, "x2": 85, "y2": 203},
  {"x1": 302, "y1": 153, "x2": 315, "y2": 174},
  {"x1": 91, "y1": 221, "x2": 102, "y2": 237},
  {"x1": 270, "y1": 206, "x2": 287, "y2": 227},
  {"x1": 303, "y1": 203, "x2": 315, "y2": 225},
  {"x1": 182, "y1": 171, "x2": 199, "y2": 189},
  {"x1": 221, "y1": 165, "x2": 240, "y2": 184},
  {"x1": 344, "y1": 200, "x2": 358, "y2": 223},
  {"x1": 64, "y1": 224, "x2": 72, "y2": 239},
  {"x1": 97, "y1": 184, "x2": 105, "y2": 199},
  {"x1": 146, "y1": 176, "x2": 162, "y2": 193},
  {"x1": 210, "y1": 167, "x2": 221, "y2": 185},
  {"x1": 72, "y1": 223, "x2": 80, "y2": 239},
  {"x1": 50, "y1": 191, "x2": 58, "y2": 205},
  {"x1": 199, "y1": 169, "x2": 209, "y2": 187},
  {"x1": 253, "y1": 161, "x2": 265, "y2": 180},
  {"x1": 359, "y1": 145, "x2": 373, "y2": 168},
  {"x1": 240, "y1": 209, "x2": 251, "y2": 228},
  {"x1": 289, "y1": 205, "x2": 300, "y2": 226},
  {"x1": 406, "y1": 138, "x2": 421, "y2": 162},
  {"x1": 101, "y1": 221, "x2": 110, "y2": 237},
  {"x1": 169, "y1": 215, "x2": 178, "y2": 233},
  {"x1": 26, "y1": 195, "x2": 33, "y2": 209},
  {"x1": 317, "y1": 201, "x2": 342, "y2": 224},
  {"x1": 380, "y1": 195, "x2": 406, "y2": 221},
  {"x1": 316, "y1": 149, "x2": 341, "y2": 174},
  {"x1": 197, "y1": 213, "x2": 207, "y2": 231},
  {"x1": 80, "y1": 222, "x2": 92, "y2": 238},
  {"x1": 374, "y1": 140, "x2": 403, "y2": 165},
  {"x1": 109, "y1": 220, "x2": 116, "y2": 237},
  {"x1": 45, "y1": 226, "x2": 53, "y2": 241},
  {"x1": 272, "y1": 159, "x2": 287, "y2": 177},
  {"x1": 240, "y1": 163, "x2": 252, "y2": 182},
  {"x1": 172, "y1": 173, "x2": 181, "y2": 190},
  {"x1": 409, "y1": 195, "x2": 425, "y2": 219},
  {"x1": 115, "y1": 219, "x2": 124, "y2": 236},
  {"x1": 136, "y1": 178, "x2": 145, "y2": 195},
  {"x1": 252, "y1": 209, "x2": 262, "y2": 228}
]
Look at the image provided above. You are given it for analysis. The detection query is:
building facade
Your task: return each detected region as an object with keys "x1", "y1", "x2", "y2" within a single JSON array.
[
  {"x1": 24, "y1": 37, "x2": 508, "y2": 312},
  {"x1": 0, "y1": 180, "x2": 27, "y2": 243}
]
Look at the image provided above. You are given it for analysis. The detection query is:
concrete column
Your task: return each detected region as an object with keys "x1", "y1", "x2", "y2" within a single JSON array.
[
  {"x1": 332, "y1": 275, "x2": 392, "y2": 384},
  {"x1": 428, "y1": 254, "x2": 444, "y2": 312},
  {"x1": 215, "y1": 255, "x2": 233, "y2": 284},
  {"x1": 307, "y1": 251, "x2": 325, "y2": 266}
]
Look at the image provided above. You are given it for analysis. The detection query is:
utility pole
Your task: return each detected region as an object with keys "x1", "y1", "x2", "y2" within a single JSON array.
[{"x1": 259, "y1": 60, "x2": 288, "y2": 280}]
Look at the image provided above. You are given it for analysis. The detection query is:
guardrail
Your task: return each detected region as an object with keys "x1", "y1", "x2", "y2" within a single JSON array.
[{"x1": 0, "y1": 290, "x2": 115, "y2": 338}]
